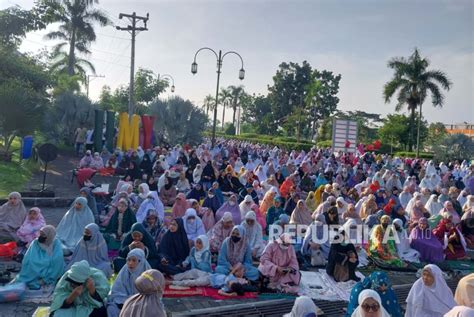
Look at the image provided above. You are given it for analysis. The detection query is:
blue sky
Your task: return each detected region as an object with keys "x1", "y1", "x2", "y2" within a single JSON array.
[{"x1": 3, "y1": 0, "x2": 473, "y2": 124}]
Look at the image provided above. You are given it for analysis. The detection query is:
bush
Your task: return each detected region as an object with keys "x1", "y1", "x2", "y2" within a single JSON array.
[
  {"x1": 224, "y1": 124, "x2": 236, "y2": 135},
  {"x1": 394, "y1": 151, "x2": 434, "y2": 159},
  {"x1": 316, "y1": 140, "x2": 332, "y2": 148}
]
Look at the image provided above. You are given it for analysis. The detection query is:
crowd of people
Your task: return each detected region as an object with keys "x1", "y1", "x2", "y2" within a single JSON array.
[{"x1": 0, "y1": 138, "x2": 473, "y2": 316}]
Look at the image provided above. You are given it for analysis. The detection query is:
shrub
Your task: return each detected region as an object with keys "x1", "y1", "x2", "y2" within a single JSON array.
[
  {"x1": 394, "y1": 151, "x2": 434, "y2": 159},
  {"x1": 316, "y1": 140, "x2": 332, "y2": 148}
]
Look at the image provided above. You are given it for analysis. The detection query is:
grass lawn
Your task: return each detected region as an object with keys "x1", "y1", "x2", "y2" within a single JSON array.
[{"x1": 0, "y1": 138, "x2": 40, "y2": 198}]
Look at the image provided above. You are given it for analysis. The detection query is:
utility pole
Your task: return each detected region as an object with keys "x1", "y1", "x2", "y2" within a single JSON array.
[
  {"x1": 116, "y1": 12, "x2": 149, "y2": 117},
  {"x1": 86, "y1": 74, "x2": 105, "y2": 98}
]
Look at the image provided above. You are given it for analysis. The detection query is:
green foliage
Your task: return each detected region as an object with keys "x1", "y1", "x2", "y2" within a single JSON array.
[
  {"x1": 224, "y1": 123, "x2": 236, "y2": 135},
  {"x1": 433, "y1": 134, "x2": 474, "y2": 162},
  {"x1": 209, "y1": 132, "x2": 315, "y2": 151},
  {"x1": 394, "y1": 151, "x2": 434, "y2": 159},
  {"x1": 150, "y1": 97, "x2": 208, "y2": 146},
  {"x1": 43, "y1": 0, "x2": 111, "y2": 77},
  {"x1": 316, "y1": 140, "x2": 332, "y2": 148},
  {"x1": 384, "y1": 48, "x2": 452, "y2": 151},
  {"x1": 45, "y1": 93, "x2": 96, "y2": 144},
  {"x1": 378, "y1": 114, "x2": 428, "y2": 151},
  {"x1": 425, "y1": 122, "x2": 448, "y2": 148},
  {"x1": 0, "y1": 46, "x2": 51, "y2": 156},
  {"x1": 240, "y1": 61, "x2": 340, "y2": 138},
  {"x1": 98, "y1": 68, "x2": 168, "y2": 114},
  {"x1": 0, "y1": 5, "x2": 54, "y2": 48}
]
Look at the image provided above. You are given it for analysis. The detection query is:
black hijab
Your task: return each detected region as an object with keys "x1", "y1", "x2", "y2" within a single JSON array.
[{"x1": 158, "y1": 218, "x2": 190, "y2": 265}]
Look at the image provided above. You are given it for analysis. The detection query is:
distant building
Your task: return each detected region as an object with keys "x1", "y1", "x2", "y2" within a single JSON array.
[{"x1": 444, "y1": 123, "x2": 474, "y2": 139}]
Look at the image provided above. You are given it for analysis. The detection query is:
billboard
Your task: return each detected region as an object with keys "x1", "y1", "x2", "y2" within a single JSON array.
[{"x1": 331, "y1": 119, "x2": 358, "y2": 153}]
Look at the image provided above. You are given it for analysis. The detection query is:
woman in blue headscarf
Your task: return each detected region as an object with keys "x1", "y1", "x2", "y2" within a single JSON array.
[
  {"x1": 215, "y1": 225, "x2": 259, "y2": 281},
  {"x1": 107, "y1": 249, "x2": 151, "y2": 317},
  {"x1": 13, "y1": 225, "x2": 64, "y2": 290},
  {"x1": 346, "y1": 271, "x2": 401, "y2": 317},
  {"x1": 113, "y1": 223, "x2": 159, "y2": 273},
  {"x1": 56, "y1": 197, "x2": 95, "y2": 254},
  {"x1": 67, "y1": 223, "x2": 112, "y2": 278},
  {"x1": 182, "y1": 208, "x2": 206, "y2": 242}
]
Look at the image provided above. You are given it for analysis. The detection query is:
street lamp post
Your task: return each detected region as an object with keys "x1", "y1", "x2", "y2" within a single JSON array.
[
  {"x1": 191, "y1": 48, "x2": 245, "y2": 148},
  {"x1": 158, "y1": 74, "x2": 175, "y2": 93}
]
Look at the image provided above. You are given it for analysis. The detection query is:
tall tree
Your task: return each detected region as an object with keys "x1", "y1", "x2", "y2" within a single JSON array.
[
  {"x1": 383, "y1": 48, "x2": 452, "y2": 153},
  {"x1": 203, "y1": 94, "x2": 214, "y2": 118},
  {"x1": 218, "y1": 87, "x2": 232, "y2": 130},
  {"x1": 228, "y1": 85, "x2": 245, "y2": 127},
  {"x1": 44, "y1": 0, "x2": 111, "y2": 77},
  {"x1": 0, "y1": 46, "x2": 51, "y2": 158},
  {"x1": 267, "y1": 61, "x2": 340, "y2": 138},
  {"x1": 150, "y1": 97, "x2": 208, "y2": 146}
]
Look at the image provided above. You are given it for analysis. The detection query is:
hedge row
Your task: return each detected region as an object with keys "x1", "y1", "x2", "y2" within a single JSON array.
[
  {"x1": 208, "y1": 132, "x2": 316, "y2": 151},
  {"x1": 394, "y1": 151, "x2": 435, "y2": 159}
]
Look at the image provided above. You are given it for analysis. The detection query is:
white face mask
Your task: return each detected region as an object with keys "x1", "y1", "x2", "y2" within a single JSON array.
[
  {"x1": 279, "y1": 244, "x2": 289, "y2": 250},
  {"x1": 208, "y1": 194, "x2": 215, "y2": 199},
  {"x1": 229, "y1": 201, "x2": 236, "y2": 206}
]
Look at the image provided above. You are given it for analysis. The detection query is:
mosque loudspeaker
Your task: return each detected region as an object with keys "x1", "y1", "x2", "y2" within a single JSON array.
[{"x1": 37, "y1": 143, "x2": 58, "y2": 191}]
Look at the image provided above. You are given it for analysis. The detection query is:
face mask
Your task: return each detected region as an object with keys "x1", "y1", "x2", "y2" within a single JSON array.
[
  {"x1": 231, "y1": 236, "x2": 241, "y2": 243},
  {"x1": 381, "y1": 223, "x2": 389, "y2": 229},
  {"x1": 229, "y1": 201, "x2": 236, "y2": 206},
  {"x1": 83, "y1": 235, "x2": 92, "y2": 241},
  {"x1": 208, "y1": 195, "x2": 215, "y2": 199},
  {"x1": 279, "y1": 244, "x2": 289, "y2": 250},
  {"x1": 38, "y1": 236, "x2": 47, "y2": 243}
]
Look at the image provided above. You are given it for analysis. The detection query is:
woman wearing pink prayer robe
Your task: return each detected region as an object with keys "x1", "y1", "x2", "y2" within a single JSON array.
[{"x1": 258, "y1": 233, "x2": 301, "y2": 294}]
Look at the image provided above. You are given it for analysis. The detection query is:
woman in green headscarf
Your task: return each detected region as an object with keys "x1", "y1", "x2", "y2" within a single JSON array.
[{"x1": 50, "y1": 260, "x2": 110, "y2": 317}]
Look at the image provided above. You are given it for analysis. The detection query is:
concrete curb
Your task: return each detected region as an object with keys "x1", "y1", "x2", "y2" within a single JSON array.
[{"x1": 0, "y1": 197, "x2": 74, "y2": 207}]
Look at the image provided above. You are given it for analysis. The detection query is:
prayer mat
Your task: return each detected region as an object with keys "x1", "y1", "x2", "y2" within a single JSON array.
[
  {"x1": 369, "y1": 256, "x2": 418, "y2": 272},
  {"x1": 441, "y1": 260, "x2": 474, "y2": 271},
  {"x1": 299, "y1": 270, "x2": 365, "y2": 302},
  {"x1": 202, "y1": 286, "x2": 258, "y2": 300},
  {"x1": 22, "y1": 284, "x2": 54, "y2": 304},
  {"x1": 163, "y1": 285, "x2": 205, "y2": 297},
  {"x1": 32, "y1": 307, "x2": 50, "y2": 317}
]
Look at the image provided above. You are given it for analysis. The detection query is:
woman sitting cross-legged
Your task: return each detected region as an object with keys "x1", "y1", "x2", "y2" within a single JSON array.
[
  {"x1": 13, "y1": 225, "x2": 64, "y2": 290},
  {"x1": 156, "y1": 218, "x2": 190, "y2": 276},
  {"x1": 56, "y1": 197, "x2": 95, "y2": 254},
  {"x1": 258, "y1": 233, "x2": 301, "y2": 293},
  {"x1": 215, "y1": 225, "x2": 259, "y2": 282},
  {"x1": 326, "y1": 226, "x2": 360, "y2": 282},
  {"x1": 103, "y1": 198, "x2": 137, "y2": 250},
  {"x1": 113, "y1": 223, "x2": 159, "y2": 273},
  {"x1": 107, "y1": 249, "x2": 151, "y2": 317},
  {"x1": 207, "y1": 212, "x2": 234, "y2": 253},
  {"x1": 67, "y1": 223, "x2": 112, "y2": 278},
  {"x1": 49, "y1": 260, "x2": 110, "y2": 317}
]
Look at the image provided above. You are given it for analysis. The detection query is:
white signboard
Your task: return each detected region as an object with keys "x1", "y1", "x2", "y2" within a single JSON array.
[{"x1": 331, "y1": 119, "x2": 358, "y2": 153}]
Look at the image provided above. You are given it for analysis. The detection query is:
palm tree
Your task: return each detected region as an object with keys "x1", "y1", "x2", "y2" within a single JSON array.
[
  {"x1": 384, "y1": 48, "x2": 451, "y2": 154},
  {"x1": 228, "y1": 85, "x2": 245, "y2": 127},
  {"x1": 203, "y1": 94, "x2": 214, "y2": 118},
  {"x1": 219, "y1": 87, "x2": 232, "y2": 130},
  {"x1": 45, "y1": 0, "x2": 110, "y2": 77}
]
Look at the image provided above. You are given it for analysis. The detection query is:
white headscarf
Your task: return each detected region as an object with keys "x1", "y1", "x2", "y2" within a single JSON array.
[
  {"x1": 194, "y1": 234, "x2": 210, "y2": 262},
  {"x1": 284, "y1": 296, "x2": 318, "y2": 317},
  {"x1": 425, "y1": 194, "x2": 443, "y2": 216},
  {"x1": 444, "y1": 306, "x2": 474, "y2": 317},
  {"x1": 406, "y1": 264, "x2": 456, "y2": 316},
  {"x1": 351, "y1": 289, "x2": 390, "y2": 317}
]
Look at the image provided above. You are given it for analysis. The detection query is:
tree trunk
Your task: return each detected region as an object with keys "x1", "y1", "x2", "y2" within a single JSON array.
[
  {"x1": 232, "y1": 104, "x2": 237, "y2": 127},
  {"x1": 222, "y1": 104, "x2": 225, "y2": 130},
  {"x1": 408, "y1": 104, "x2": 416, "y2": 152},
  {"x1": 67, "y1": 28, "x2": 76, "y2": 76}
]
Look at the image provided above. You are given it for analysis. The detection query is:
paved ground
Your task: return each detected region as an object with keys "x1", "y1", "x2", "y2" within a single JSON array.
[{"x1": 24, "y1": 149, "x2": 80, "y2": 198}]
